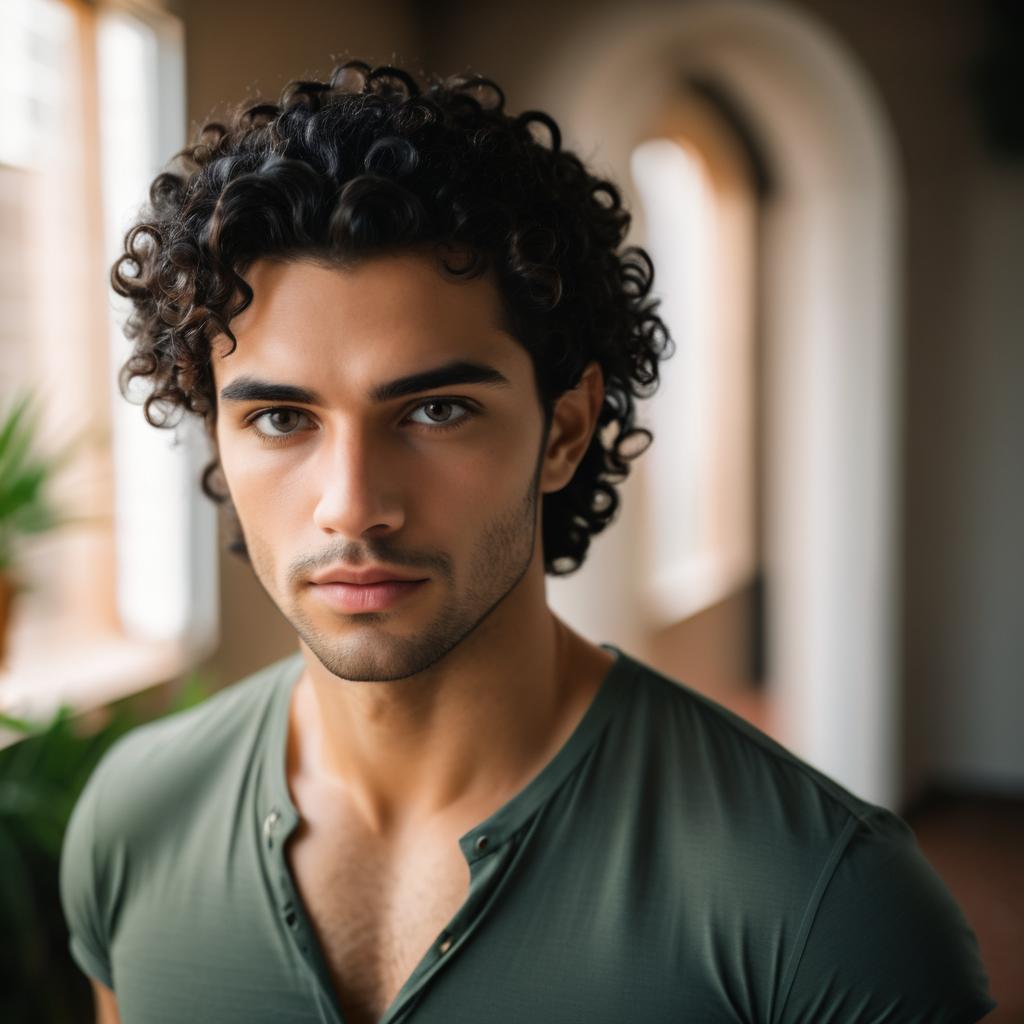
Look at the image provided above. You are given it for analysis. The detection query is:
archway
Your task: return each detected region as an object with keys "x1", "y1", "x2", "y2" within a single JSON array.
[{"x1": 545, "y1": 0, "x2": 904, "y2": 807}]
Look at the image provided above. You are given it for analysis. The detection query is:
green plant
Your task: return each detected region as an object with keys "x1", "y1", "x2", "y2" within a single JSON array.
[
  {"x1": 0, "y1": 667, "x2": 219, "y2": 1022},
  {"x1": 0, "y1": 387, "x2": 106, "y2": 665},
  {"x1": 0, "y1": 388, "x2": 95, "y2": 575}
]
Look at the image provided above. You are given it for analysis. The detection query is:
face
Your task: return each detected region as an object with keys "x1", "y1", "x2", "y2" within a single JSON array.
[{"x1": 211, "y1": 252, "x2": 558, "y2": 682}]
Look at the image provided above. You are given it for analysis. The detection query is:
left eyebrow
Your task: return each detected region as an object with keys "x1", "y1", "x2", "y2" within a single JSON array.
[
  {"x1": 369, "y1": 359, "x2": 512, "y2": 402},
  {"x1": 218, "y1": 359, "x2": 513, "y2": 406}
]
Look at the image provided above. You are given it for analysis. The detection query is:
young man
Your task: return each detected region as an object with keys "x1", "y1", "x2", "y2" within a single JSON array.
[{"x1": 60, "y1": 61, "x2": 995, "y2": 1023}]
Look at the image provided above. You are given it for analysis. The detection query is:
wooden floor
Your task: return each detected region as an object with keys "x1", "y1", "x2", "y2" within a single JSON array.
[{"x1": 905, "y1": 792, "x2": 1024, "y2": 1023}]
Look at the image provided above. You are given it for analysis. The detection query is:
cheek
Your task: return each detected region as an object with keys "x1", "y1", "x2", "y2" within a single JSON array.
[
  {"x1": 216, "y1": 438, "x2": 297, "y2": 527},
  {"x1": 409, "y1": 433, "x2": 537, "y2": 516}
]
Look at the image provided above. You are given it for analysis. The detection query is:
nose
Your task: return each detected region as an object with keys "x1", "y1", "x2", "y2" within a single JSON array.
[{"x1": 311, "y1": 424, "x2": 405, "y2": 538}]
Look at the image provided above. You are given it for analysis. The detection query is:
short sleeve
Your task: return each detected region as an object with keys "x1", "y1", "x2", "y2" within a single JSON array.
[
  {"x1": 59, "y1": 763, "x2": 115, "y2": 990},
  {"x1": 778, "y1": 809, "x2": 996, "y2": 1024}
]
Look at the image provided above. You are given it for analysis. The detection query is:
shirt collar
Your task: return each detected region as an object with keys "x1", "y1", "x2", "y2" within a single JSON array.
[{"x1": 258, "y1": 643, "x2": 634, "y2": 863}]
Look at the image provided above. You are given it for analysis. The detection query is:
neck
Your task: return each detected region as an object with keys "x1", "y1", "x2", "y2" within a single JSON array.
[{"x1": 286, "y1": 568, "x2": 612, "y2": 839}]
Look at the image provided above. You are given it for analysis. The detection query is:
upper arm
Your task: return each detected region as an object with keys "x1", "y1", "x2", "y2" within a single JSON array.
[
  {"x1": 91, "y1": 977, "x2": 121, "y2": 1024},
  {"x1": 778, "y1": 811, "x2": 997, "y2": 1024},
  {"x1": 59, "y1": 762, "x2": 117, "y2": 989}
]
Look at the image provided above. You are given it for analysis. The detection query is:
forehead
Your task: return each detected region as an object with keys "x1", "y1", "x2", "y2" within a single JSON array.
[{"x1": 211, "y1": 252, "x2": 523, "y2": 387}]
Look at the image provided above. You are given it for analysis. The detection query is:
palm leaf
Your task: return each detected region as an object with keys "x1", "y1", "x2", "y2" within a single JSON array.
[
  {"x1": 0, "y1": 392, "x2": 35, "y2": 465},
  {"x1": 0, "y1": 388, "x2": 96, "y2": 569},
  {"x1": 0, "y1": 395, "x2": 41, "y2": 493}
]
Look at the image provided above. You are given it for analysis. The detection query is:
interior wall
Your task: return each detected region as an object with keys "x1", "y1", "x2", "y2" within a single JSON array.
[
  {"x1": 176, "y1": 0, "x2": 420, "y2": 134},
  {"x1": 648, "y1": 585, "x2": 759, "y2": 696},
  {"x1": 791, "y1": 0, "x2": 1024, "y2": 797},
  {"x1": 931, "y1": 160, "x2": 1024, "y2": 791}
]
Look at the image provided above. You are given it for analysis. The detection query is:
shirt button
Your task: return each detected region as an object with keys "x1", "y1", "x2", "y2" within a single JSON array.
[
  {"x1": 474, "y1": 834, "x2": 490, "y2": 853},
  {"x1": 264, "y1": 809, "x2": 281, "y2": 848},
  {"x1": 438, "y1": 936, "x2": 453, "y2": 955}
]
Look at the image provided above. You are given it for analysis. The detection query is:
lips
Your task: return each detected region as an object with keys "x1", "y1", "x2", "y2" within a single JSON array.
[
  {"x1": 309, "y1": 578, "x2": 429, "y2": 613},
  {"x1": 308, "y1": 565, "x2": 428, "y2": 586}
]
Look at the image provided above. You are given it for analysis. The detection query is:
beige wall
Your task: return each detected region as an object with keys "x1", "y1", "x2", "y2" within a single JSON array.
[{"x1": 176, "y1": 0, "x2": 421, "y2": 131}]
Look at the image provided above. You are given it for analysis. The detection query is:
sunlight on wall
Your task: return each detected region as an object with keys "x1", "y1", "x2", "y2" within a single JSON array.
[
  {"x1": 0, "y1": 0, "x2": 69, "y2": 170},
  {"x1": 631, "y1": 136, "x2": 757, "y2": 628},
  {"x1": 97, "y1": 10, "x2": 216, "y2": 645},
  {"x1": 0, "y1": 0, "x2": 117, "y2": 644},
  {"x1": 630, "y1": 138, "x2": 711, "y2": 621}
]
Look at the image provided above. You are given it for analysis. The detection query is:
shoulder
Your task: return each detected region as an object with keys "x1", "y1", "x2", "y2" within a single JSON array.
[
  {"x1": 779, "y1": 805, "x2": 997, "y2": 1021},
  {"x1": 83, "y1": 651, "x2": 299, "y2": 831},
  {"x1": 610, "y1": 651, "x2": 996, "y2": 1021},
  {"x1": 607, "y1": 651, "x2": 889, "y2": 930},
  {"x1": 58, "y1": 650, "x2": 301, "y2": 987},
  {"x1": 61, "y1": 650, "x2": 300, "y2": 884},
  {"x1": 612, "y1": 651, "x2": 881, "y2": 831}
]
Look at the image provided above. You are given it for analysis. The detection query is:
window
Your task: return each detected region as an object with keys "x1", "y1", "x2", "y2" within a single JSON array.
[{"x1": 0, "y1": 0, "x2": 216, "y2": 729}]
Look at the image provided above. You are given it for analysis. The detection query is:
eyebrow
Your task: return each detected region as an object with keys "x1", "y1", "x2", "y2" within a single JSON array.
[{"x1": 218, "y1": 359, "x2": 512, "y2": 406}]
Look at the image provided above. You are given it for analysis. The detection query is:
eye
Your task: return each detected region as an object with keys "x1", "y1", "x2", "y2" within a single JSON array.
[
  {"x1": 248, "y1": 408, "x2": 313, "y2": 443},
  {"x1": 405, "y1": 399, "x2": 476, "y2": 431}
]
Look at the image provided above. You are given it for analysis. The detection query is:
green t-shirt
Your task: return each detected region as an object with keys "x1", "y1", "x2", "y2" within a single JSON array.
[{"x1": 59, "y1": 645, "x2": 996, "y2": 1023}]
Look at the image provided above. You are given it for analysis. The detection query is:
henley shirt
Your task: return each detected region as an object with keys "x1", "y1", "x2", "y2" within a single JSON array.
[{"x1": 59, "y1": 644, "x2": 996, "y2": 1023}]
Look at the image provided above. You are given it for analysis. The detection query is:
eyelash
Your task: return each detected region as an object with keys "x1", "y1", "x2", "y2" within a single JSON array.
[{"x1": 244, "y1": 398, "x2": 478, "y2": 447}]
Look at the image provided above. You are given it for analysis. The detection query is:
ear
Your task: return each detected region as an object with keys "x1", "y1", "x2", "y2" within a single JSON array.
[{"x1": 539, "y1": 361, "x2": 605, "y2": 495}]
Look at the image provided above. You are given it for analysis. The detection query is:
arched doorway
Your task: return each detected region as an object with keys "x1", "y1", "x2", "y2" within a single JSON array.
[{"x1": 545, "y1": 0, "x2": 904, "y2": 807}]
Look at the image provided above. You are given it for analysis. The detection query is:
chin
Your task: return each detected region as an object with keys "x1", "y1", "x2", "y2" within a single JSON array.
[{"x1": 300, "y1": 626, "x2": 463, "y2": 683}]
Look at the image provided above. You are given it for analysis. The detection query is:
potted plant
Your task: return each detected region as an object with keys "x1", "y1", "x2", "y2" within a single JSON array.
[{"x1": 0, "y1": 389, "x2": 91, "y2": 664}]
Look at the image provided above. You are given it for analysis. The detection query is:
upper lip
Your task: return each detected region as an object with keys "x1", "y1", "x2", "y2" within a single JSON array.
[{"x1": 308, "y1": 565, "x2": 429, "y2": 586}]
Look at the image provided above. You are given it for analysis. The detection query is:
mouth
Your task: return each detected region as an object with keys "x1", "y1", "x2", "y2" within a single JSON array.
[{"x1": 308, "y1": 578, "x2": 429, "y2": 614}]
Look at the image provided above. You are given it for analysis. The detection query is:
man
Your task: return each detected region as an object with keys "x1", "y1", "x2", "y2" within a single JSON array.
[{"x1": 60, "y1": 61, "x2": 995, "y2": 1023}]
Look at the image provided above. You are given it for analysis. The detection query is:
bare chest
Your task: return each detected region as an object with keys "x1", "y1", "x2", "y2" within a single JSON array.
[{"x1": 286, "y1": 814, "x2": 470, "y2": 1024}]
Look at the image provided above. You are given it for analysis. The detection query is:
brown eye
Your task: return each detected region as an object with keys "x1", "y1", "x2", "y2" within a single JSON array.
[
  {"x1": 250, "y1": 408, "x2": 311, "y2": 440},
  {"x1": 426, "y1": 401, "x2": 455, "y2": 422},
  {"x1": 407, "y1": 399, "x2": 474, "y2": 429}
]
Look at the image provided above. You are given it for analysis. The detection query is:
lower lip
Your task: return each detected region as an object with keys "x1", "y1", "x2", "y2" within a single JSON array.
[{"x1": 309, "y1": 579, "x2": 429, "y2": 613}]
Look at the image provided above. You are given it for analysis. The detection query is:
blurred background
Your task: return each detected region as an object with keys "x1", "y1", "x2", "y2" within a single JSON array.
[{"x1": 0, "y1": 0, "x2": 1020, "y2": 1019}]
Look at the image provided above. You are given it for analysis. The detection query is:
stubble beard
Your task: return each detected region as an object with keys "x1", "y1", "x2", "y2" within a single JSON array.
[{"x1": 249, "y1": 466, "x2": 543, "y2": 683}]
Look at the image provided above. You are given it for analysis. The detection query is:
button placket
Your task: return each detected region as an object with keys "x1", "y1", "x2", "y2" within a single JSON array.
[{"x1": 263, "y1": 809, "x2": 303, "y2": 939}]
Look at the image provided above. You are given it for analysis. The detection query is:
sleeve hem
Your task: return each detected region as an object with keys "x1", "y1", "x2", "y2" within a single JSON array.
[{"x1": 69, "y1": 934, "x2": 114, "y2": 991}]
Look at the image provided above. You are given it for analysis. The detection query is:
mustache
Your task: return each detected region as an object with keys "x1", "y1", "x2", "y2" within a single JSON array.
[{"x1": 289, "y1": 542, "x2": 451, "y2": 583}]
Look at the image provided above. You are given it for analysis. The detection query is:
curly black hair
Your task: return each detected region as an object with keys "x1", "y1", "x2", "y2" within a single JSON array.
[{"x1": 111, "y1": 59, "x2": 673, "y2": 575}]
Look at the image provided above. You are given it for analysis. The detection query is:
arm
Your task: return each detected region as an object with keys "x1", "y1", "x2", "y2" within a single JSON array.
[
  {"x1": 61, "y1": 762, "x2": 120, "y2": 1010},
  {"x1": 91, "y1": 977, "x2": 121, "y2": 1024}
]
